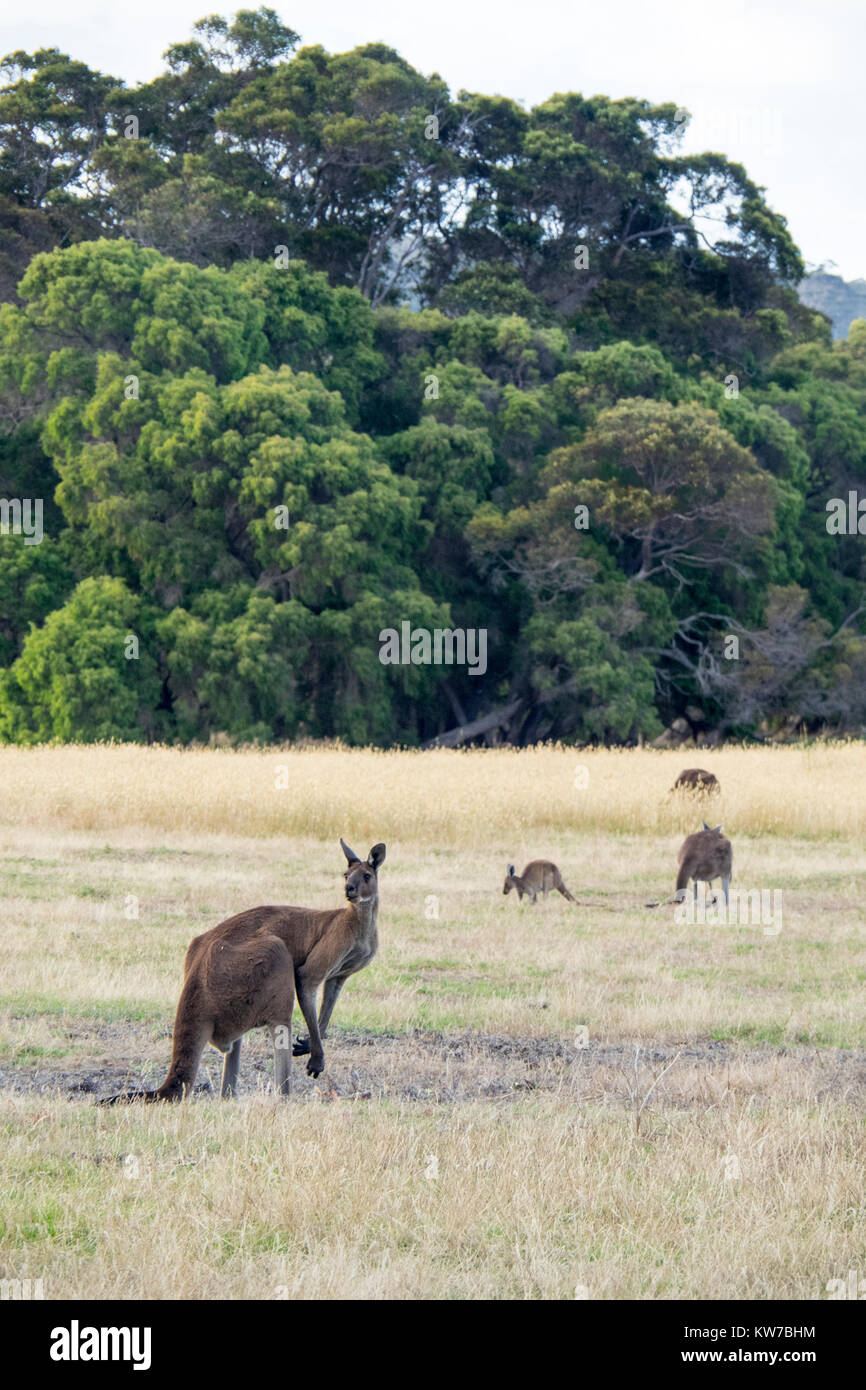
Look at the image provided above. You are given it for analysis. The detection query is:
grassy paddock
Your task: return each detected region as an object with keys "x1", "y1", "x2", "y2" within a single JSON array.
[
  {"x1": 1, "y1": 740, "x2": 866, "y2": 844},
  {"x1": 1, "y1": 743, "x2": 864, "y2": 1300}
]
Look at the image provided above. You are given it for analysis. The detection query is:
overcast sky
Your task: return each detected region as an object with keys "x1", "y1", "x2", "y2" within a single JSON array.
[{"x1": 3, "y1": 0, "x2": 862, "y2": 280}]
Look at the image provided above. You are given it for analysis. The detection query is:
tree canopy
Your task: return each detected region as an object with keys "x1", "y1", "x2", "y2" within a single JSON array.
[{"x1": 0, "y1": 10, "x2": 863, "y2": 747}]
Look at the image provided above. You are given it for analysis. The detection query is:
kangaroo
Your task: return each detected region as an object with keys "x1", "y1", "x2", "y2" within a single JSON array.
[
  {"x1": 503, "y1": 860, "x2": 576, "y2": 904},
  {"x1": 671, "y1": 767, "x2": 720, "y2": 795},
  {"x1": 99, "y1": 839, "x2": 385, "y2": 1104},
  {"x1": 674, "y1": 822, "x2": 732, "y2": 906}
]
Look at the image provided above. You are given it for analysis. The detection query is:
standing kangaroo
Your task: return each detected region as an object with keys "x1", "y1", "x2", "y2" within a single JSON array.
[
  {"x1": 100, "y1": 839, "x2": 385, "y2": 1104},
  {"x1": 503, "y1": 860, "x2": 576, "y2": 904},
  {"x1": 675, "y1": 822, "x2": 732, "y2": 906}
]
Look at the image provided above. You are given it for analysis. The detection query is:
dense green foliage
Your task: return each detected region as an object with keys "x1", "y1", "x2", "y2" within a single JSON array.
[{"x1": 1, "y1": 10, "x2": 864, "y2": 745}]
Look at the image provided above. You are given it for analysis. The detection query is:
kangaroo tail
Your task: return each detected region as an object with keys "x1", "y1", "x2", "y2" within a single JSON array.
[
  {"x1": 98, "y1": 1072, "x2": 191, "y2": 1105},
  {"x1": 98, "y1": 1086, "x2": 173, "y2": 1106},
  {"x1": 99, "y1": 1002, "x2": 209, "y2": 1106},
  {"x1": 559, "y1": 886, "x2": 577, "y2": 903}
]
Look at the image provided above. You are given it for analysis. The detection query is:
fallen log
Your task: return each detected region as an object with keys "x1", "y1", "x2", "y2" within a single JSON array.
[{"x1": 424, "y1": 699, "x2": 523, "y2": 749}]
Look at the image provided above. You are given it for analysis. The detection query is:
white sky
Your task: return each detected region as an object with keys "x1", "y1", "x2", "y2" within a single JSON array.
[{"x1": 3, "y1": 0, "x2": 863, "y2": 280}]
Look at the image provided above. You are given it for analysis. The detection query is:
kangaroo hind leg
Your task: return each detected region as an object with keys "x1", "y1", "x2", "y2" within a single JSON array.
[
  {"x1": 262, "y1": 951, "x2": 295, "y2": 1097},
  {"x1": 270, "y1": 1023, "x2": 292, "y2": 1096},
  {"x1": 220, "y1": 1038, "x2": 242, "y2": 1099}
]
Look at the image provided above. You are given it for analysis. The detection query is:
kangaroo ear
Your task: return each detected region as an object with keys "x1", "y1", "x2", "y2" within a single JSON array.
[
  {"x1": 340, "y1": 837, "x2": 361, "y2": 865},
  {"x1": 702, "y1": 821, "x2": 710, "y2": 830},
  {"x1": 507, "y1": 864, "x2": 515, "y2": 876},
  {"x1": 368, "y1": 843, "x2": 386, "y2": 870},
  {"x1": 714, "y1": 824, "x2": 723, "y2": 833}
]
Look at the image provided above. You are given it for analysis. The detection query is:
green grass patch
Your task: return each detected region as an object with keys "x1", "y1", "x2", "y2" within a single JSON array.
[{"x1": 0, "y1": 992, "x2": 170, "y2": 1025}]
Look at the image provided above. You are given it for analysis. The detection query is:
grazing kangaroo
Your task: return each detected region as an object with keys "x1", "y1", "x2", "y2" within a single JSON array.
[
  {"x1": 646, "y1": 823, "x2": 732, "y2": 909},
  {"x1": 671, "y1": 767, "x2": 720, "y2": 795},
  {"x1": 674, "y1": 822, "x2": 732, "y2": 906},
  {"x1": 100, "y1": 839, "x2": 385, "y2": 1104},
  {"x1": 503, "y1": 860, "x2": 576, "y2": 905}
]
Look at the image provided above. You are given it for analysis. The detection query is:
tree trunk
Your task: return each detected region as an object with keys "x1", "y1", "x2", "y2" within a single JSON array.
[{"x1": 423, "y1": 700, "x2": 523, "y2": 749}]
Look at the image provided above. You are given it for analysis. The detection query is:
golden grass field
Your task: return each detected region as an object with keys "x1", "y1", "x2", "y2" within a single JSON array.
[{"x1": 1, "y1": 742, "x2": 865, "y2": 1300}]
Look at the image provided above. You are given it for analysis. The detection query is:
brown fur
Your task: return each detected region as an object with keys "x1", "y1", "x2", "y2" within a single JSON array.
[
  {"x1": 675, "y1": 823, "x2": 732, "y2": 905},
  {"x1": 100, "y1": 839, "x2": 385, "y2": 1103},
  {"x1": 671, "y1": 767, "x2": 720, "y2": 795},
  {"x1": 503, "y1": 859, "x2": 576, "y2": 905}
]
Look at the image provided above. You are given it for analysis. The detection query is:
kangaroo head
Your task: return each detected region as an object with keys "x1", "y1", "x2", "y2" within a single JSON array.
[
  {"x1": 340, "y1": 838, "x2": 386, "y2": 904},
  {"x1": 503, "y1": 864, "x2": 516, "y2": 894}
]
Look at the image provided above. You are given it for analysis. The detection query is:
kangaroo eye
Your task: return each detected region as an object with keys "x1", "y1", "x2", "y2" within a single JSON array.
[{"x1": 363, "y1": 873, "x2": 371, "y2": 882}]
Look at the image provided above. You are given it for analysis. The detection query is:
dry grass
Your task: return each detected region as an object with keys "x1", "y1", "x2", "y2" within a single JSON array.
[
  {"x1": 0, "y1": 743, "x2": 864, "y2": 1300},
  {"x1": 1, "y1": 740, "x2": 865, "y2": 845},
  {"x1": 2, "y1": 1086, "x2": 864, "y2": 1300},
  {"x1": 0, "y1": 821, "x2": 864, "y2": 1044}
]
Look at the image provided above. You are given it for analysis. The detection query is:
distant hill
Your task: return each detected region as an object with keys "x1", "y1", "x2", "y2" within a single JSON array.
[{"x1": 798, "y1": 270, "x2": 866, "y2": 339}]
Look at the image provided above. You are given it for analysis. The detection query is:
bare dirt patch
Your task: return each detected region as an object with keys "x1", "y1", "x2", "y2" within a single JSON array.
[{"x1": 2, "y1": 1020, "x2": 864, "y2": 1111}]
